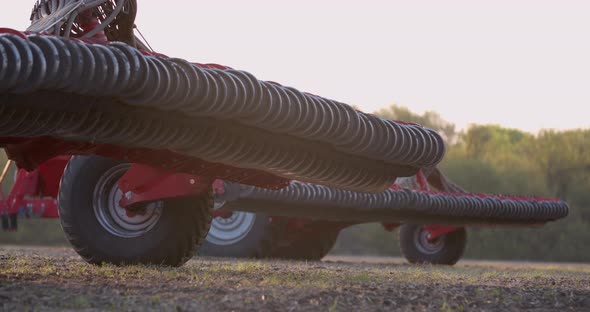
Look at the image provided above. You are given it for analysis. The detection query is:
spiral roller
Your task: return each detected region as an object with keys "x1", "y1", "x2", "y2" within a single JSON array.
[
  {"x1": 0, "y1": 90, "x2": 419, "y2": 191},
  {"x1": 224, "y1": 181, "x2": 569, "y2": 224},
  {"x1": 0, "y1": 32, "x2": 445, "y2": 168}
]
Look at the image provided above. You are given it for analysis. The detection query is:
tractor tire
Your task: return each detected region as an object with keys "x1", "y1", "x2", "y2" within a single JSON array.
[
  {"x1": 399, "y1": 224, "x2": 467, "y2": 265},
  {"x1": 198, "y1": 211, "x2": 339, "y2": 261},
  {"x1": 58, "y1": 155, "x2": 212, "y2": 266},
  {"x1": 198, "y1": 211, "x2": 273, "y2": 258}
]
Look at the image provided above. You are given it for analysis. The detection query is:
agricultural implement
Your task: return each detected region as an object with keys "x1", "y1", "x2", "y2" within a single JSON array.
[
  {"x1": 0, "y1": 0, "x2": 568, "y2": 266},
  {"x1": 201, "y1": 170, "x2": 469, "y2": 264}
]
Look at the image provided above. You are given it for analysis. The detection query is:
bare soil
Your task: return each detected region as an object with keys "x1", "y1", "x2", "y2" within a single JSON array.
[{"x1": 1, "y1": 246, "x2": 589, "y2": 311}]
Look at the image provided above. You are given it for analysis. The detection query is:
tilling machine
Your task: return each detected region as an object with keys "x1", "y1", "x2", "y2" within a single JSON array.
[
  {"x1": 201, "y1": 168, "x2": 475, "y2": 265},
  {"x1": 0, "y1": 0, "x2": 568, "y2": 266}
]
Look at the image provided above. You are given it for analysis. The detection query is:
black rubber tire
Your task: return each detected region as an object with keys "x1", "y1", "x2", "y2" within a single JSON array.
[
  {"x1": 58, "y1": 155, "x2": 212, "y2": 266},
  {"x1": 399, "y1": 224, "x2": 467, "y2": 265},
  {"x1": 199, "y1": 213, "x2": 339, "y2": 261},
  {"x1": 198, "y1": 212, "x2": 273, "y2": 258}
]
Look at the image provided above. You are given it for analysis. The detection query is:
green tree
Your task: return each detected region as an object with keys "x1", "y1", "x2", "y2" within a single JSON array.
[
  {"x1": 375, "y1": 105, "x2": 457, "y2": 143},
  {"x1": 531, "y1": 130, "x2": 590, "y2": 200}
]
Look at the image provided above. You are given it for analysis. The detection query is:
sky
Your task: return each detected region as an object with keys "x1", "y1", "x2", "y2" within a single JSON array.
[{"x1": 3, "y1": 0, "x2": 589, "y2": 133}]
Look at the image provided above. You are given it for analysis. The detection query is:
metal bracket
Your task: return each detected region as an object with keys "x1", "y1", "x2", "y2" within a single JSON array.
[
  {"x1": 117, "y1": 164, "x2": 212, "y2": 209},
  {"x1": 424, "y1": 225, "x2": 459, "y2": 241}
]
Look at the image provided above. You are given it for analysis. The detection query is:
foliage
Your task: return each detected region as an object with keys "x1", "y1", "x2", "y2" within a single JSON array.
[{"x1": 375, "y1": 105, "x2": 457, "y2": 143}]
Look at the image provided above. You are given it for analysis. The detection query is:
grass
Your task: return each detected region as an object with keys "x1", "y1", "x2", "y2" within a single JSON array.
[{"x1": 0, "y1": 247, "x2": 589, "y2": 311}]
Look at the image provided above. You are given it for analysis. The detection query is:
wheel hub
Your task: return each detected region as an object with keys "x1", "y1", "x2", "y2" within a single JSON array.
[
  {"x1": 93, "y1": 164, "x2": 163, "y2": 238},
  {"x1": 413, "y1": 226, "x2": 446, "y2": 255},
  {"x1": 205, "y1": 211, "x2": 256, "y2": 246}
]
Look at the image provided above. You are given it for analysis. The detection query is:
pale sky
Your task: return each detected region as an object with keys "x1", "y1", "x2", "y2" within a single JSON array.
[{"x1": 3, "y1": 1, "x2": 589, "y2": 132}]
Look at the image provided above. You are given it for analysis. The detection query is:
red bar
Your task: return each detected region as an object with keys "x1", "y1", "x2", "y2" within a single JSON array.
[{"x1": 117, "y1": 164, "x2": 212, "y2": 208}]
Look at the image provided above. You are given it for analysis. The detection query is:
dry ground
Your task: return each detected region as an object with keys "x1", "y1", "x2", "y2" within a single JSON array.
[{"x1": 0, "y1": 246, "x2": 589, "y2": 311}]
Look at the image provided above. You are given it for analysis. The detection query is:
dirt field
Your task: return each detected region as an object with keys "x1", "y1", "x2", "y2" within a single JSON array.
[{"x1": 1, "y1": 246, "x2": 589, "y2": 311}]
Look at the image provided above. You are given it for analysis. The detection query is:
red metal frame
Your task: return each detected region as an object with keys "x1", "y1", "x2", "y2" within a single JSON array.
[
  {"x1": 381, "y1": 170, "x2": 460, "y2": 239},
  {"x1": 0, "y1": 156, "x2": 69, "y2": 230},
  {"x1": 2, "y1": 135, "x2": 290, "y2": 225},
  {"x1": 117, "y1": 164, "x2": 211, "y2": 209},
  {"x1": 1, "y1": 137, "x2": 460, "y2": 239},
  {"x1": 2, "y1": 137, "x2": 290, "y2": 190},
  {"x1": 423, "y1": 225, "x2": 459, "y2": 240}
]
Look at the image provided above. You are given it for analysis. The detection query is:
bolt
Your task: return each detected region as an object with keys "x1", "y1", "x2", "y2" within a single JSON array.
[{"x1": 189, "y1": 179, "x2": 196, "y2": 185}]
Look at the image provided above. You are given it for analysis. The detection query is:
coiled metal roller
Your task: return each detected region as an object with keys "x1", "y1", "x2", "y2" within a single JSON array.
[
  {"x1": 0, "y1": 91, "x2": 420, "y2": 191},
  {"x1": 0, "y1": 32, "x2": 445, "y2": 169},
  {"x1": 222, "y1": 181, "x2": 569, "y2": 224}
]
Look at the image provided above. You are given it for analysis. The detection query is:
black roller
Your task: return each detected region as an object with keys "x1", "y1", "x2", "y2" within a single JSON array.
[
  {"x1": 0, "y1": 32, "x2": 445, "y2": 168},
  {"x1": 0, "y1": 91, "x2": 419, "y2": 191},
  {"x1": 221, "y1": 181, "x2": 569, "y2": 225}
]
